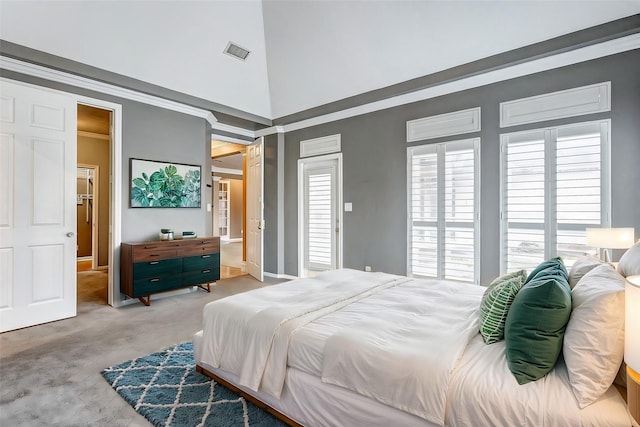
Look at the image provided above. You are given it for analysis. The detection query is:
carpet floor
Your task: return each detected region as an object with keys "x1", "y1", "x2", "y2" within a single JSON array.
[
  {"x1": 0, "y1": 273, "x2": 286, "y2": 426},
  {"x1": 102, "y1": 342, "x2": 286, "y2": 427}
]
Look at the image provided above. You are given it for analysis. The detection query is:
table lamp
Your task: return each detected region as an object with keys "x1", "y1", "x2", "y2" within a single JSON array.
[
  {"x1": 627, "y1": 275, "x2": 640, "y2": 425},
  {"x1": 586, "y1": 227, "x2": 635, "y2": 262}
]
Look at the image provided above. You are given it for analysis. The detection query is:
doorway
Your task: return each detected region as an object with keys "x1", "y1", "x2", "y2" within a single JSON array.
[
  {"x1": 298, "y1": 153, "x2": 343, "y2": 277},
  {"x1": 76, "y1": 104, "x2": 112, "y2": 305},
  {"x1": 212, "y1": 141, "x2": 247, "y2": 279}
]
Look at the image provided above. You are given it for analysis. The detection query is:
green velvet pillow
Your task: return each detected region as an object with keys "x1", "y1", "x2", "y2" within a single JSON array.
[
  {"x1": 504, "y1": 257, "x2": 572, "y2": 385},
  {"x1": 478, "y1": 270, "x2": 527, "y2": 344}
]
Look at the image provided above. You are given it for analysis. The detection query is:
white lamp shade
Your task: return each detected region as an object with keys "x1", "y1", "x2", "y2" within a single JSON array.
[
  {"x1": 586, "y1": 227, "x2": 635, "y2": 249},
  {"x1": 626, "y1": 275, "x2": 640, "y2": 372}
]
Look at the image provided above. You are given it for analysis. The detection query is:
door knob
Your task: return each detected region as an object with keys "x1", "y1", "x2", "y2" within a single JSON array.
[{"x1": 66, "y1": 232, "x2": 75, "y2": 237}]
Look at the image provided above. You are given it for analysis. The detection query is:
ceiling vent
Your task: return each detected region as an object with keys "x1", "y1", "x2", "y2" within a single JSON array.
[{"x1": 224, "y1": 42, "x2": 250, "y2": 61}]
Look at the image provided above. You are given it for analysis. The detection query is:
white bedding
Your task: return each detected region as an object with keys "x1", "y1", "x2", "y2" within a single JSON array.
[
  {"x1": 199, "y1": 269, "x2": 406, "y2": 397},
  {"x1": 196, "y1": 269, "x2": 632, "y2": 427},
  {"x1": 320, "y1": 278, "x2": 483, "y2": 425}
]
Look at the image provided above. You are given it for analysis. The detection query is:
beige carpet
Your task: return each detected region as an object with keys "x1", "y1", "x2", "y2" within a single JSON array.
[{"x1": 0, "y1": 272, "x2": 285, "y2": 426}]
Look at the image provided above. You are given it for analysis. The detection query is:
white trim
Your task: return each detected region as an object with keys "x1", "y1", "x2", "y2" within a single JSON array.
[
  {"x1": 210, "y1": 121, "x2": 255, "y2": 138},
  {"x1": 297, "y1": 152, "x2": 343, "y2": 277},
  {"x1": 407, "y1": 107, "x2": 480, "y2": 142},
  {"x1": 75, "y1": 94, "x2": 123, "y2": 307},
  {"x1": 300, "y1": 134, "x2": 341, "y2": 158},
  {"x1": 211, "y1": 166, "x2": 243, "y2": 176},
  {"x1": 255, "y1": 125, "x2": 285, "y2": 137},
  {"x1": 500, "y1": 82, "x2": 611, "y2": 127},
  {"x1": 277, "y1": 133, "x2": 285, "y2": 276},
  {"x1": 407, "y1": 137, "x2": 480, "y2": 284},
  {"x1": 264, "y1": 271, "x2": 298, "y2": 280}
]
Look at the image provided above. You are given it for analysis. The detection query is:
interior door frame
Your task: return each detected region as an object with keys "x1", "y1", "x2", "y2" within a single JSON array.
[
  {"x1": 297, "y1": 152, "x2": 343, "y2": 277},
  {"x1": 76, "y1": 96, "x2": 122, "y2": 307}
]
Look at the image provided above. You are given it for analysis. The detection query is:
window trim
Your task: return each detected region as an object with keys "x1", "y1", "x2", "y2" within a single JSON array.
[
  {"x1": 499, "y1": 119, "x2": 611, "y2": 273},
  {"x1": 407, "y1": 137, "x2": 481, "y2": 284}
]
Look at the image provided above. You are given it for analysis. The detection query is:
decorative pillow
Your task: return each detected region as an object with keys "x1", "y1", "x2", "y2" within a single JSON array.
[
  {"x1": 479, "y1": 270, "x2": 527, "y2": 344},
  {"x1": 505, "y1": 257, "x2": 572, "y2": 385},
  {"x1": 568, "y1": 254, "x2": 602, "y2": 289},
  {"x1": 617, "y1": 240, "x2": 640, "y2": 277},
  {"x1": 563, "y1": 263, "x2": 625, "y2": 408}
]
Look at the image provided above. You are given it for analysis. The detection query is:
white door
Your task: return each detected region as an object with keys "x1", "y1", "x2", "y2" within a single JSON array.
[
  {"x1": 246, "y1": 137, "x2": 264, "y2": 281},
  {"x1": 0, "y1": 79, "x2": 77, "y2": 332},
  {"x1": 299, "y1": 154, "x2": 342, "y2": 277}
]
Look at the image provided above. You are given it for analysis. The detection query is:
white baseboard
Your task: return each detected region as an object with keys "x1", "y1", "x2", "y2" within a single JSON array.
[
  {"x1": 222, "y1": 238, "x2": 243, "y2": 243},
  {"x1": 264, "y1": 272, "x2": 298, "y2": 280},
  {"x1": 113, "y1": 287, "x2": 196, "y2": 307}
]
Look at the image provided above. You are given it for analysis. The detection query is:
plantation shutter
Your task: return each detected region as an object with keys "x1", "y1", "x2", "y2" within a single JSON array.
[
  {"x1": 444, "y1": 144, "x2": 477, "y2": 281},
  {"x1": 408, "y1": 138, "x2": 479, "y2": 283},
  {"x1": 305, "y1": 168, "x2": 334, "y2": 270},
  {"x1": 556, "y1": 122, "x2": 605, "y2": 262},
  {"x1": 501, "y1": 130, "x2": 546, "y2": 273},
  {"x1": 501, "y1": 121, "x2": 609, "y2": 273},
  {"x1": 409, "y1": 146, "x2": 438, "y2": 278}
]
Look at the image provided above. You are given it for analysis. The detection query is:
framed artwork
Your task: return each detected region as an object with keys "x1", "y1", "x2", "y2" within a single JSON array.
[{"x1": 129, "y1": 158, "x2": 201, "y2": 208}]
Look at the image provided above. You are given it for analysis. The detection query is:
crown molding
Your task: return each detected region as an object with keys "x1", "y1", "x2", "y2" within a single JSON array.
[
  {"x1": 3, "y1": 32, "x2": 638, "y2": 140},
  {"x1": 0, "y1": 55, "x2": 255, "y2": 138}
]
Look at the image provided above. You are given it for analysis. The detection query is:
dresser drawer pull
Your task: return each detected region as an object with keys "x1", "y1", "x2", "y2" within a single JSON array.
[
  {"x1": 202, "y1": 269, "x2": 211, "y2": 274},
  {"x1": 149, "y1": 261, "x2": 159, "y2": 265},
  {"x1": 144, "y1": 245, "x2": 158, "y2": 249},
  {"x1": 150, "y1": 254, "x2": 160, "y2": 257},
  {"x1": 149, "y1": 278, "x2": 160, "y2": 282},
  {"x1": 201, "y1": 255, "x2": 211, "y2": 258}
]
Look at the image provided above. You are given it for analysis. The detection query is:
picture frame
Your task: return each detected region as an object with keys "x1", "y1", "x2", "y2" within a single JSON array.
[{"x1": 129, "y1": 158, "x2": 201, "y2": 208}]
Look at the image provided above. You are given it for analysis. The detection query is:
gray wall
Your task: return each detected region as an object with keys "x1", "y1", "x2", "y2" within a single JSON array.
[
  {"x1": 264, "y1": 134, "x2": 279, "y2": 273},
  {"x1": 269, "y1": 49, "x2": 640, "y2": 283},
  {"x1": 1, "y1": 69, "x2": 212, "y2": 248}
]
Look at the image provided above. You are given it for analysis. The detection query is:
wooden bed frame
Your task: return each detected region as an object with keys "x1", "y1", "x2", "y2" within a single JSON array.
[{"x1": 196, "y1": 364, "x2": 302, "y2": 427}]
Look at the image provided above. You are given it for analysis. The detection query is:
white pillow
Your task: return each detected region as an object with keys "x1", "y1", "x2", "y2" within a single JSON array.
[
  {"x1": 563, "y1": 263, "x2": 625, "y2": 408},
  {"x1": 617, "y1": 240, "x2": 640, "y2": 277},
  {"x1": 568, "y1": 254, "x2": 602, "y2": 289}
]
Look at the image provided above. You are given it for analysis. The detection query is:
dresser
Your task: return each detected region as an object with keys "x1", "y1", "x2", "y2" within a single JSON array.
[{"x1": 120, "y1": 237, "x2": 220, "y2": 305}]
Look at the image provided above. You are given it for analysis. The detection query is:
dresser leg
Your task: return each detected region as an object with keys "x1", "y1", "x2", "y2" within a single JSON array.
[
  {"x1": 138, "y1": 295, "x2": 151, "y2": 306},
  {"x1": 197, "y1": 283, "x2": 211, "y2": 293}
]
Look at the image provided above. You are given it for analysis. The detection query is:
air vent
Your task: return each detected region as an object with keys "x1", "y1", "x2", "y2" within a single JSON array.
[{"x1": 224, "y1": 42, "x2": 250, "y2": 61}]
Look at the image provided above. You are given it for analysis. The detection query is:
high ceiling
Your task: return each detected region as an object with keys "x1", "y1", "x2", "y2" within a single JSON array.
[{"x1": 1, "y1": 1, "x2": 639, "y2": 123}]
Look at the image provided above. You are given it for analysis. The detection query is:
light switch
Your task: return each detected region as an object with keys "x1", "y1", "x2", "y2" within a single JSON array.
[
  {"x1": 206, "y1": 203, "x2": 212, "y2": 212},
  {"x1": 344, "y1": 202, "x2": 353, "y2": 212}
]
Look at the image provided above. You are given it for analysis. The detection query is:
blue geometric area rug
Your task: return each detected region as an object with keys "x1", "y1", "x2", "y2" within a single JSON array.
[{"x1": 101, "y1": 342, "x2": 287, "y2": 427}]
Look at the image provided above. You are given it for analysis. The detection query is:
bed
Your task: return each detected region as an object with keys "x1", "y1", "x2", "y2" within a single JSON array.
[{"x1": 193, "y1": 265, "x2": 633, "y2": 426}]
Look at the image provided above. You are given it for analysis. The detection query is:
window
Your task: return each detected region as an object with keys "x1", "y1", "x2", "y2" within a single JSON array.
[
  {"x1": 500, "y1": 120, "x2": 610, "y2": 273},
  {"x1": 408, "y1": 138, "x2": 480, "y2": 283}
]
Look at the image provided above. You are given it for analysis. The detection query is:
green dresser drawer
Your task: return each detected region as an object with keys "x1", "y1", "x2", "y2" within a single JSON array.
[
  {"x1": 133, "y1": 274, "x2": 182, "y2": 297},
  {"x1": 182, "y1": 268, "x2": 220, "y2": 286},
  {"x1": 133, "y1": 258, "x2": 182, "y2": 279},
  {"x1": 183, "y1": 253, "x2": 219, "y2": 272}
]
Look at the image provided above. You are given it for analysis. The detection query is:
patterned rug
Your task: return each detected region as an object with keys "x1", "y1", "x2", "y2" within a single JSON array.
[{"x1": 101, "y1": 342, "x2": 287, "y2": 427}]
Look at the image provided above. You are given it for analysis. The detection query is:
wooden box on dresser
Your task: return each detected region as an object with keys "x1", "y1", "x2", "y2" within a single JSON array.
[{"x1": 120, "y1": 237, "x2": 220, "y2": 305}]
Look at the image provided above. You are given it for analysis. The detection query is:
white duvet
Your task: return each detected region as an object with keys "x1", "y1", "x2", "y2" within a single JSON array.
[
  {"x1": 199, "y1": 269, "x2": 407, "y2": 397},
  {"x1": 321, "y1": 277, "x2": 484, "y2": 425}
]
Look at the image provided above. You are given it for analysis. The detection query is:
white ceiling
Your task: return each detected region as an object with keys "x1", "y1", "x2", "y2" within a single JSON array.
[{"x1": 1, "y1": 1, "x2": 639, "y2": 122}]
